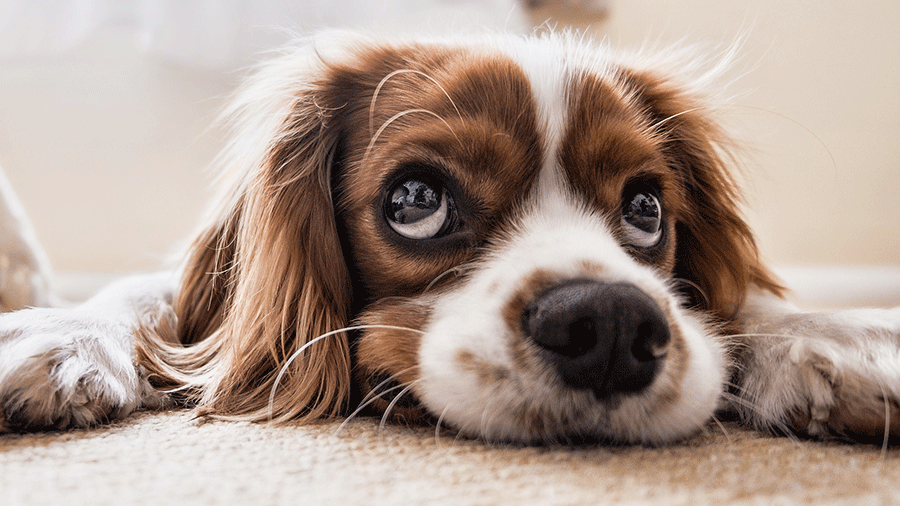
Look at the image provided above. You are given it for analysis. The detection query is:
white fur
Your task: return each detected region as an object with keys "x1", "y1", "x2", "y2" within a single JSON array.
[
  {"x1": 0, "y1": 33, "x2": 898, "y2": 444},
  {"x1": 735, "y1": 289, "x2": 900, "y2": 438},
  {"x1": 418, "y1": 161, "x2": 726, "y2": 443},
  {"x1": 0, "y1": 273, "x2": 174, "y2": 431}
]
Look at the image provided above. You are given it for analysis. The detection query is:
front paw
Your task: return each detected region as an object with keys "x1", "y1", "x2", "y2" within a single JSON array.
[
  {"x1": 737, "y1": 308, "x2": 900, "y2": 442},
  {"x1": 781, "y1": 340, "x2": 900, "y2": 440},
  {"x1": 0, "y1": 308, "x2": 166, "y2": 431}
]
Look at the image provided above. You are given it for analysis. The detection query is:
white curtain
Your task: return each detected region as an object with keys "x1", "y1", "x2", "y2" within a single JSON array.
[{"x1": 0, "y1": 0, "x2": 541, "y2": 68}]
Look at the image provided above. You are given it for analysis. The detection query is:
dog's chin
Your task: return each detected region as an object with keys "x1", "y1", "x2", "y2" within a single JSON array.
[
  {"x1": 354, "y1": 259, "x2": 726, "y2": 445},
  {"x1": 414, "y1": 293, "x2": 725, "y2": 445},
  {"x1": 412, "y1": 204, "x2": 723, "y2": 444}
]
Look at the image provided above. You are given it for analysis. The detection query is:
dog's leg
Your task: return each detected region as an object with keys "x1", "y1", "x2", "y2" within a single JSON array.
[
  {"x1": 731, "y1": 288, "x2": 900, "y2": 441},
  {"x1": 0, "y1": 166, "x2": 54, "y2": 311},
  {"x1": 0, "y1": 273, "x2": 175, "y2": 432}
]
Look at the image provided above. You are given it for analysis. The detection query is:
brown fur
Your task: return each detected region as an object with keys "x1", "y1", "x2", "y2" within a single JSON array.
[
  {"x1": 353, "y1": 297, "x2": 433, "y2": 421},
  {"x1": 139, "y1": 56, "x2": 357, "y2": 422},
  {"x1": 135, "y1": 36, "x2": 782, "y2": 426}
]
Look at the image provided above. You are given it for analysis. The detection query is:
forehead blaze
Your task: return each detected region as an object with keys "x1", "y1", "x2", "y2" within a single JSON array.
[{"x1": 560, "y1": 72, "x2": 674, "y2": 218}]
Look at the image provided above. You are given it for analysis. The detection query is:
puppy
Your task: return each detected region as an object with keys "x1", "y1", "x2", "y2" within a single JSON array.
[{"x1": 1, "y1": 32, "x2": 898, "y2": 445}]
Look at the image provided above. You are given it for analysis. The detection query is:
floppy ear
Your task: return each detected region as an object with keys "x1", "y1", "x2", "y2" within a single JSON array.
[
  {"x1": 623, "y1": 70, "x2": 783, "y2": 322},
  {"x1": 138, "y1": 40, "x2": 355, "y2": 422}
]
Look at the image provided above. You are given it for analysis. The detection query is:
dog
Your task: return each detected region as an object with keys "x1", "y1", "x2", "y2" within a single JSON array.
[{"x1": 1, "y1": 31, "x2": 898, "y2": 445}]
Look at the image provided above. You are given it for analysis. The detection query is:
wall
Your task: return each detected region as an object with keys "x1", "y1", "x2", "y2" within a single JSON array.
[
  {"x1": 573, "y1": 0, "x2": 900, "y2": 266},
  {"x1": 0, "y1": 32, "x2": 230, "y2": 272},
  {"x1": 1, "y1": 0, "x2": 898, "y2": 274}
]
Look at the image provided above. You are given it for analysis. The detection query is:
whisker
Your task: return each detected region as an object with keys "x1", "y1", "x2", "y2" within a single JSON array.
[
  {"x1": 720, "y1": 389, "x2": 799, "y2": 444},
  {"x1": 642, "y1": 107, "x2": 706, "y2": 137},
  {"x1": 423, "y1": 265, "x2": 470, "y2": 294},
  {"x1": 876, "y1": 378, "x2": 891, "y2": 457},
  {"x1": 709, "y1": 415, "x2": 733, "y2": 445},
  {"x1": 453, "y1": 422, "x2": 467, "y2": 443},
  {"x1": 369, "y1": 69, "x2": 464, "y2": 137},
  {"x1": 477, "y1": 401, "x2": 505, "y2": 446},
  {"x1": 357, "y1": 365, "x2": 419, "y2": 409},
  {"x1": 333, "y1": 381, "x2": 412, "y2": 437},
  {"x1": 378, "y1": 380, "x2": 421, "y2": 434},
  {"x1": 267, "y1": 324, "x2": 424, "y2": 422},
  {"x1": 670, "y1": 277, "x2": 709, "y2": 306},
  {"x1": 364, "y1": 109, "x2": 462, "y2": 163},
  {"x1": 723, "y1": 103, "x2": 838, "y2": 175},
  {"x1": 435, "y1": 405, "x2": 452, "y2": 448},
  {"x1": 723, "y1": 332, "x2": 816, "y2": 341}
]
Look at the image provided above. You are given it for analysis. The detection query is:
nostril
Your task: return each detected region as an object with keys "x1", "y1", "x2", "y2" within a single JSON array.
[
  {"x1": 561, "y1": 317, "x2": 598, "y2": 358},
  {"x1": 631, "y1": 320, "x2": 671, "y2": 362}
]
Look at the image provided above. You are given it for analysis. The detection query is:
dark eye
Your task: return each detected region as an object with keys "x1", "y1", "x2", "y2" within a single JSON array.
[
  {"x1": 385, "y1": 178, "x2": 457, "y2": 239},
  {"x1": 621, "y1": 189, "x2": 662, "y2": 248}
]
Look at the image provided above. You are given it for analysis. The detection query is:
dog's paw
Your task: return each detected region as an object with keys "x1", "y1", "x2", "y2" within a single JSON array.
[
  {"x1": 0, "y1": 308, "x2": 168, "y2": 432},
  {"x1": 780, "y1": 339, "x2": 900, "y2": 440},
  {"x1": 0, "y1": 252, "x2": 51, "y2": 312},
  {"x1": 736, "y1": 307, "x2": 900, "y2": 442}
]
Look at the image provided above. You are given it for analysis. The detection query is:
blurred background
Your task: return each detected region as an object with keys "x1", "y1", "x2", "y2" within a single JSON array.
[{"x1": 0, "y1": 0, "x2": 897, "y2": 306}]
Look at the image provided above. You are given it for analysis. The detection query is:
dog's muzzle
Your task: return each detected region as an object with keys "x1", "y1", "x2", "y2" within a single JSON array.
[{"x1": 521, "y1": 280, "x2": 671, "y2": 400}]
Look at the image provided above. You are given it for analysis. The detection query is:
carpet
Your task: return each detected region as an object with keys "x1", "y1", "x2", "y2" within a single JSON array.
[
  {"x1": 2, "y1": 410, "x2": 898, "y2": 505},
  {"x1": 4, "y1": 268, "x2": 898, "y2": 505}
]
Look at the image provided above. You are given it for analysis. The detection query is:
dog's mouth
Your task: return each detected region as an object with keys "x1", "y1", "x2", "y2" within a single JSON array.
[
  {"x1": 364, "y1": 371, "x2": 421, "y2": 410},
  {"x1": 350, "y1": 252, "x2": 721, "y2": 445},
  {"x1": 353, "y1": 281, "x2": 681, "y2": 443}
]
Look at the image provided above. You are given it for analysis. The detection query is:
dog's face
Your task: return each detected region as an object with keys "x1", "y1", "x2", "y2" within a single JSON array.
[
  {"x1": 173, "y1": 33, "x2": 778, "y2": 445},
  {"x1": 328, "y1": 34, "x2": 765, "y2": 444}
]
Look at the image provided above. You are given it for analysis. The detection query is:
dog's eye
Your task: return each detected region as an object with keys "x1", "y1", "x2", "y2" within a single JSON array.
[
  {"x1": 385, "y1": 178, "x2": 457, "y2": 239},
  {"x1": 621, "y1": 190, "x2": 662, "y2": 248}
]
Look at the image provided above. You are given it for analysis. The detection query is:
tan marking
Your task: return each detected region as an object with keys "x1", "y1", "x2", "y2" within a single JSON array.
[
  {"x1": 353, "y1": 297, "x2": 432, "y2": 421},
  {"x1": 331, "y1": 45, "x2": 544, "y2": 301},
  {"x1": 502, "y1": 269, "x2": 562, "y2": 375},
  {"x1": 456, "y1": 350, "x2": 510, "y2": 386}
]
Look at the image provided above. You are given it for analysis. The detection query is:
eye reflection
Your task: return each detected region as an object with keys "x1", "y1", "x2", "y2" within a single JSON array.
[
  {"x1": 621, "y1": 191, "x2": 662, "y2": 248},
  {"x1": 385, "y1": 177, "x2": 455, "y2": 240},
  {"x1": 389, "y1": 180, "x2": 442, "y2": 224}
]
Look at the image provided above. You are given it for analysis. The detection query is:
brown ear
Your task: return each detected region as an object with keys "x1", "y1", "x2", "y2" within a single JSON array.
[
  {"x1": 668, "y1": 126, "x2": 783, "y2": 322},
  {"x1": 622, "y1": 69, "x2": 783, "y2": 322},
  {"x1": 139, "y1": 42, "x2": 354, "y2": 422}
]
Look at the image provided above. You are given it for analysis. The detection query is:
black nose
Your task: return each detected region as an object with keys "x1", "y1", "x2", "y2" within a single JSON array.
[{"x1": 521, "y1": 280, "x2": 671, "y2": 399}]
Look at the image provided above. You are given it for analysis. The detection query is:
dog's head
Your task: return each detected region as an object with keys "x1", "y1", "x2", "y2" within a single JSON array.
[{"x1": 165, "y1": 32, "x2": 781, "y2": 444}]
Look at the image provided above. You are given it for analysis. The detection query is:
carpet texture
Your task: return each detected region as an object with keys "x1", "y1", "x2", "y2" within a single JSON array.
[{"x1": 2, "y1": 410, "x2": 898, "y2": 505}]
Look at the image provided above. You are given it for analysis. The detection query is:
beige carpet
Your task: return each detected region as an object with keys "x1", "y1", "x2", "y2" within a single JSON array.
[
  {"x1": 2, "y1": 410, "x2": 898, "y2": 505},
  {"x1": 4, "y1": 271, "x2": 898, "y2": 505}
]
